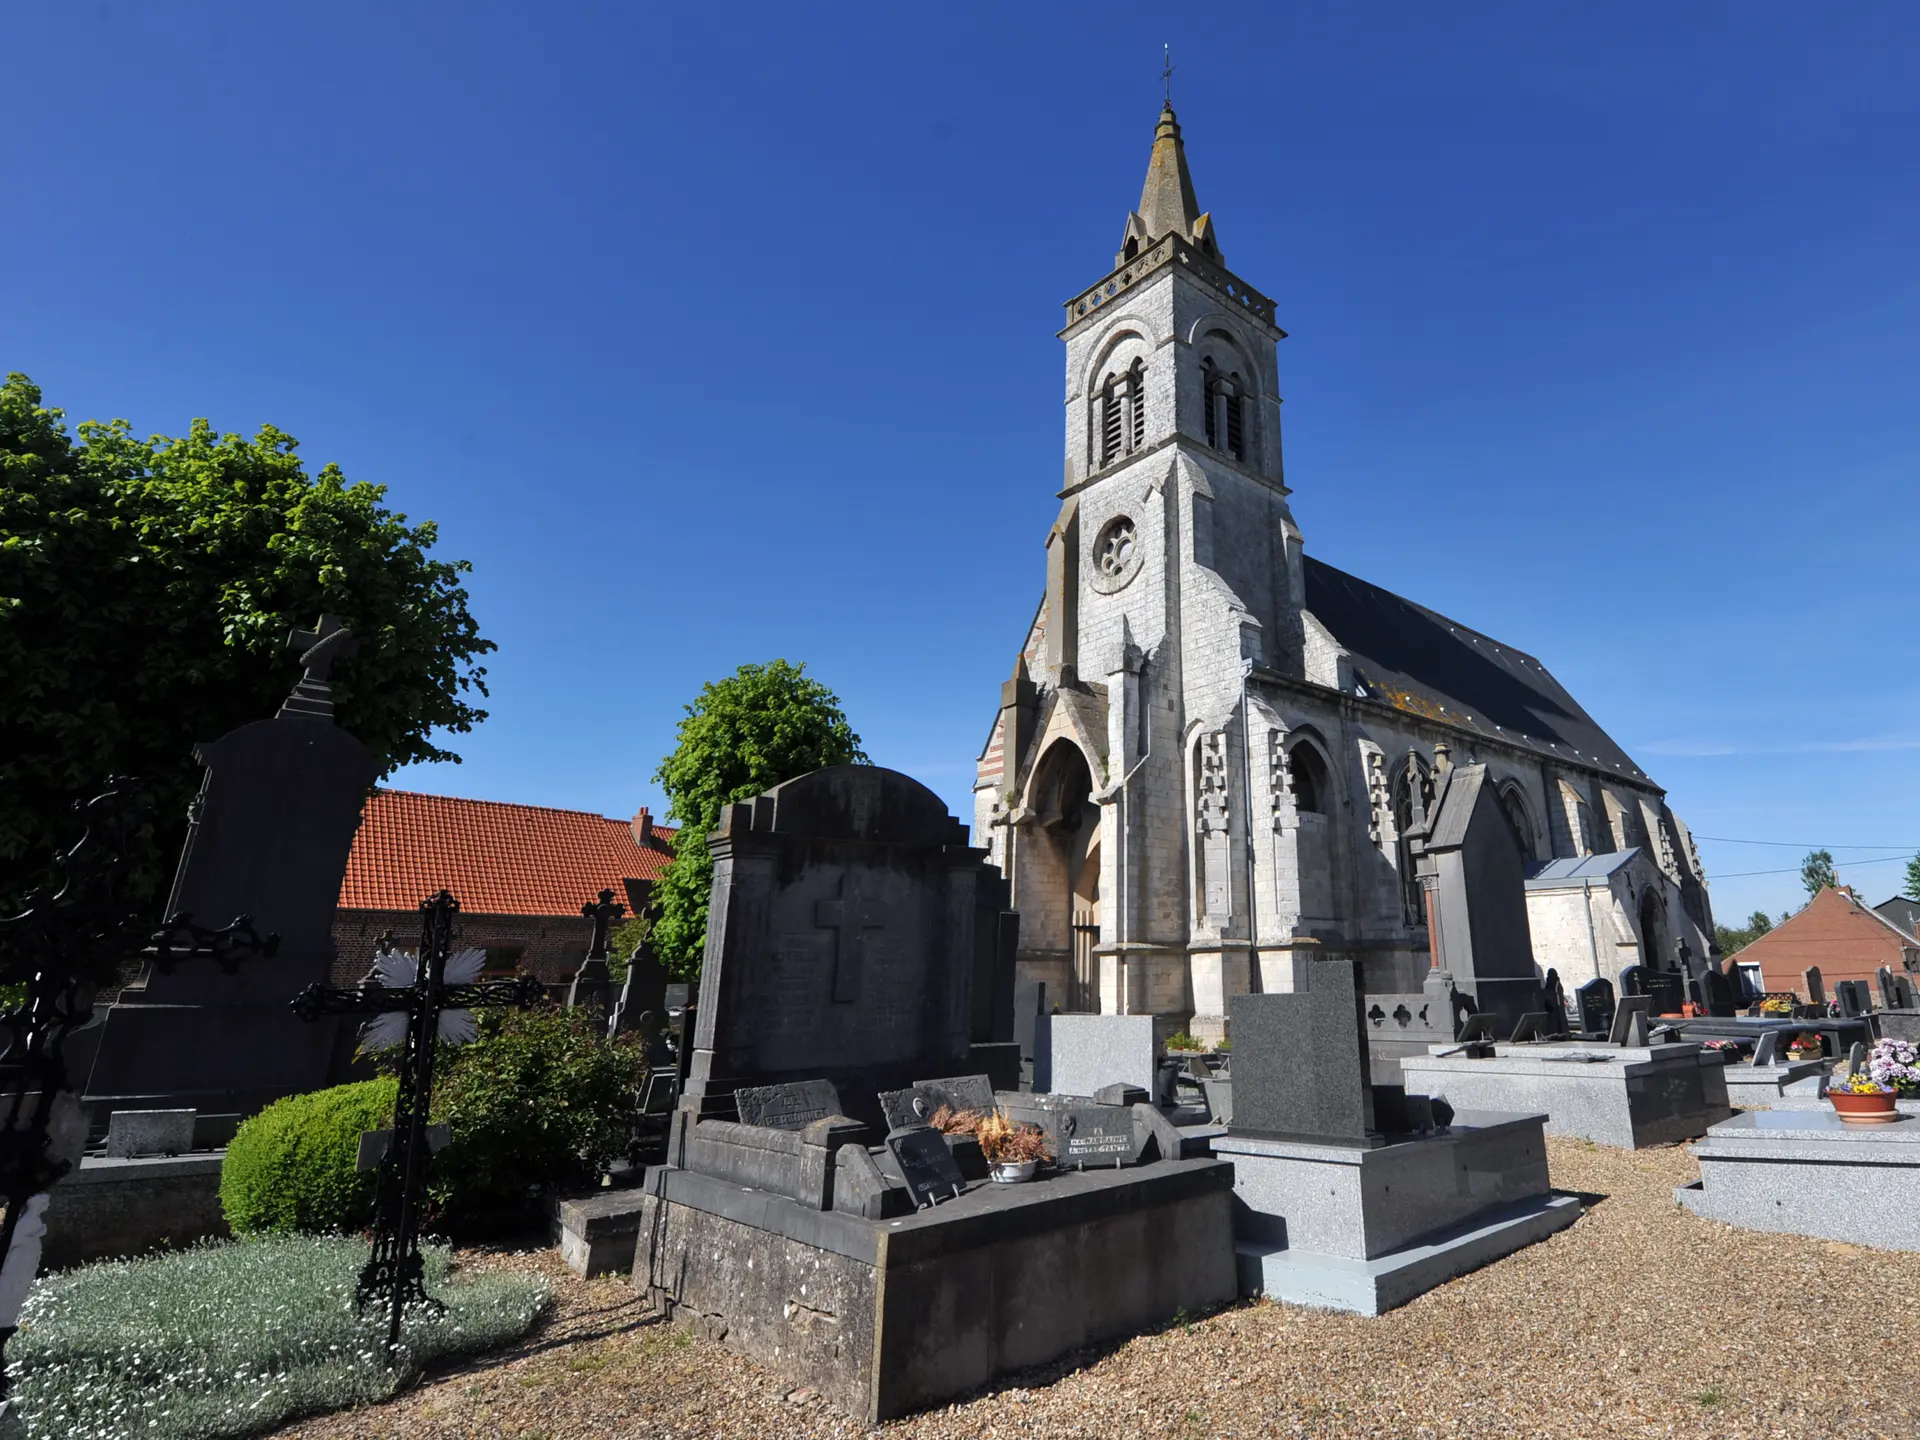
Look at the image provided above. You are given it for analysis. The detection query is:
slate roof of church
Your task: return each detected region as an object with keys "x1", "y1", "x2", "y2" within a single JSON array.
[
  {"x1": 338, "y1": 789, "x2": 676, "y2": 916},
  {"x1": 1302, "y1": 556, "x2": 1645, "y2": 781}
]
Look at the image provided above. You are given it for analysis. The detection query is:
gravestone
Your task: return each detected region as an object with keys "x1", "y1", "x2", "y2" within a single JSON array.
[
  {"x1": 609, "y1": 942, "x2": 670, "y2": 1040},
  {"x1": 103, "y1": 1109, "x2": 195, "y2": 1159},
  {"x1": 1804, "y1": 967, "x2": 1826, "y2": 1009},
  {"x1": 1227, "y1": 959, "x2": 1378, "y2": 1146},
  {"x1": 876, "y1": 1073, "x2": 995, "y2": 1131},
  {"x1": 734, "y1": 1079, "x2": 842, "y2": 1130},
  {"x1": 679, "y1": 766, "x2": 1017, "y2": 1133},
  {"x1": 1698, "y1": 966, "x2": 1738, "y2": 1019},
  {"x1": 1541, "y1": 968, "x2": 1569, "y2": 1036},
  {"x1": 565, "y1": 889, "x2": 625, "y2": 1018},
  {"x1": 1878, "y1": 967, "x2": 1900, "y2": 1012},
  {"x1": 1608, "y1": 996, "x2": 1652, "y2": 1047},
  {"x1": 1039, "y1": 1013, "x2": 1155, "y2": 1097},
  {"x1": 1752, "y1": 1031, "x2": 1780, "y2": 1066},
  {"x1": 1405, "y1": 765, "x2": 1540, "y2": 1030},
  {"x1": 1575, "y1": 977, "x2": 1616, "y2": 1038},
  {"x1": 1013, "y1": 978, "x2": 1048, "y2": 1091},
  {"x1": 1896, "y1": 975, "x2": 1918, "y2": 1011},
  {"x1": 84, "y1": 616, "x2": 380, "y2": 1120},
  {"x1": 886, "y1": 1127, "x2": 965, "y2": 1207},
  {"x1": 1835, "y1": 981, "x2": 1867, "y2": 1019}
]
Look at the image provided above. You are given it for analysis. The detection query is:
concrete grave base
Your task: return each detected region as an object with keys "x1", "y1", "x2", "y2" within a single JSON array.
[
  {"x1": 1677, "y1": 1110, "x2": 1920, "y2": 1250},
  {"x1": 1720, "y1": 1060, "x2": 1828, "y2": 1110},
  {"x1": 1235, "y1": 1193, "x2": 1581, "y2": 1316},
  {"x1": 551, "y1": 1189, "x2": 649, "y2": 1278},
  {"x1": 43, "y1": 1153, "x2": 228, "y2": 1270},
  {"x1": 1216, "y1": 1110, "x2": 1577, "y2": 1315},
  {"x1": 1399, "y1": 1042, "x2": 1732, "y2": 1149},
  {"x1": 633, "y1": 1158, "x2": 1236, "y2": 1422}
]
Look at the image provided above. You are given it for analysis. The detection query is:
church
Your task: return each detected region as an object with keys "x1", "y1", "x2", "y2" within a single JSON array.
[{"x1": 973, "y1": 101, "x2": 1717, "y2": 1042}]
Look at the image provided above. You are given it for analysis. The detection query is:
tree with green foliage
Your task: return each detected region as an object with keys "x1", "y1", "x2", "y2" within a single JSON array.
[
  {"x1": 0, "y1": 373, "x2": 492, "y2": 909},
  {"x1": 1713, "y1": 909, "x2": 1775, "y2": 957},
  {"x1": 650, "y1": 660, "x2": 868, "y2": 976},
  {"x1": 1801, "y1": 849, "x2": 1838, "y2": 898},
  {"x1": 1906, "y1": 854, "x2": 1920, "y2": 902}
]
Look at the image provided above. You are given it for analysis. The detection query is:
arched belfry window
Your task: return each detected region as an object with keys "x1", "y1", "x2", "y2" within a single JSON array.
[
  {"x1": 1097, "y1": 358, "x2": 1148, "y2": 469},
  {"x1": 1201, "y1": 358, "x2": 1247, "y2": 462}
]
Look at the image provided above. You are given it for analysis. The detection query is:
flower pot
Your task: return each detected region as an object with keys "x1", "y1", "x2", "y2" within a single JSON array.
[
  {"x1": 1829, "y1": 1091, "x2": 1899, "y2": 1124},
  {"x1": 989, "y1": 1160, "x2": 1038, "y2": 1184}
]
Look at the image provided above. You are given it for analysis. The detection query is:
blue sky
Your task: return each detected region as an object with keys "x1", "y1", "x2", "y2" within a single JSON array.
[{"x1": 6, "y1": 3, "x2": 1918, "y2": 925}]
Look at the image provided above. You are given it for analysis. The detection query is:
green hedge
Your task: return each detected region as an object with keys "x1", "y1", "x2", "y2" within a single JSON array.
[{"x1": 220, "y1": 1078, "x2": 396, "y2": 1236}]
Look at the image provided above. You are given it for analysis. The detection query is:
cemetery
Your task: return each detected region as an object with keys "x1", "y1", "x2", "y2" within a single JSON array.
[{"x1": 5, "y1": 27, "x2": 1920, "y2": 1440}]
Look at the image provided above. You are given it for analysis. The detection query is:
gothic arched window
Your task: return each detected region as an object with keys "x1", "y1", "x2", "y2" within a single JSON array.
[
  {"x1": 1498, "y1": 783, "x2": 1536, "y2": 863},
  {"x1": 1288, "y1": 744, "x2": 1327, "y2": 815},
  {"x1": 1097, "y1": 359, "x2": 1148, "y2": 469},
  {"x1": 1201, "y1": 358, "x2": 1246, "y2": 462}
]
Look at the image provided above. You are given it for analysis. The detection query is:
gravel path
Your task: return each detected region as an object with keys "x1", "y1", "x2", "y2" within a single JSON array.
[{"x1": 274, "y1": 1139, "x2": 1920, "y2": 1439}]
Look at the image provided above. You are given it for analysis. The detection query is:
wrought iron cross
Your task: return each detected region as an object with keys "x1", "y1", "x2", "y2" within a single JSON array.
[
  {"x1": 291, "y1": 889, "x2": 542, "y2": 1352},
  {"x1": 1163, "y1": 44, "x2": 1175, "y2": 104}
]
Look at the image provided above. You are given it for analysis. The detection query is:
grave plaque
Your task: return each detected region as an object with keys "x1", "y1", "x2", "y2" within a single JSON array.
[
  {"x1": 1752, "y1": 1031, "x2": 1780, "y2": 1066},
  {"x1": 1608, "y1": 996, "x2": 1651, "y2": 1047},
  {"x1": 1575, "y1": 977, "x2": 1615, "y2": 1038},
  {"x1": 1056, "y1": 1107, "x2": 1135, "y2": 1168},
  {"x1": 734, "y1": 1079, "x2": 841, "y2": 1131},
  {"x1": 886, "y1": 1127, "x2": 965, "y2": 1207},
  {"x1": 878, "y1": 1073, "x2": 996, "y2": 1131}
]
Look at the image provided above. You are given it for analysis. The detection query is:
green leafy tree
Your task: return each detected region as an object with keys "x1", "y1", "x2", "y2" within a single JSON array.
[
  {"x1": 0, "y1": 374, "x2": 492, "y2": 908},
  {"x1": 1906, "y1": 854, "x2": 1920, "y2": 901},
  {"x1": 1713, "y1": 909, "x2": 1775, "y2": 957},
  {"x1": 1801, "y1": 849, "x2": 1838, "y2": 898},
  {"x1": 650, "y1": 660, "x2": 867, "y2": 976}
]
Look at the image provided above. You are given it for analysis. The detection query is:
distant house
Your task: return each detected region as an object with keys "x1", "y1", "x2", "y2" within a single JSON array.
[
  {"x1": 1735, "y1": 886, "x2": 1920, "y2": 998},
  {"x1": 1877, "y1": 894, "x2": 1920, "y2": 939},
  {"x1": 332, "y1": 790, "x2": 676, "y2": 985}
]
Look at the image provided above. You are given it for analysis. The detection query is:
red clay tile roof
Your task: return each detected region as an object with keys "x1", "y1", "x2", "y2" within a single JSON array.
[{"x1": 339, "y1": 789, "x2": 678, "y2": 916}]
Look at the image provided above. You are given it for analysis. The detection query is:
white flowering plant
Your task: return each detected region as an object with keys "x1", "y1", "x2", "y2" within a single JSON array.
[
  {"x1": 6, "y1": 1234, "x2": 547, "y2": 1440},
  {"x1": 1867, "y1": 1037, "x2": 1920, "y2": 1095}
]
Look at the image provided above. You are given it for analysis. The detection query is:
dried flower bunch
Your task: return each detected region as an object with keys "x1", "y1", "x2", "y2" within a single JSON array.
[
  {"x1": 975, "y1": 1109, "x2": 1053, "y2": 1165},
  {"x1": 927, "y1": 1103, "x2": 981, "y2": 1137},
  {"x1": 1867, "y1": 1037, "x2": 1920, "y2": 1094}
]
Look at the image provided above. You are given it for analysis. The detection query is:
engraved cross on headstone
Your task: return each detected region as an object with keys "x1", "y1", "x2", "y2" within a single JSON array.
[{"x1": 815, "y1": 876, "x2": 885, "y2": 1003}]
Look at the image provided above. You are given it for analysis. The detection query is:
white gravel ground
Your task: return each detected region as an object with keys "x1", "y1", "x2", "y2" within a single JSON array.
[{"x1": 275, "y1": 1138, "x2": 1920, "y2": 1440}]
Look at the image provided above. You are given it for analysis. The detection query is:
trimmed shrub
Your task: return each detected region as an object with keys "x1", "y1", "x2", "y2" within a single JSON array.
[
  {"x1": 219, "y1": 1078, "x2": 396, "y2": 1236},
  {"x1": 426, "y1": 1005, "x2": 643, "y2": 1232}
]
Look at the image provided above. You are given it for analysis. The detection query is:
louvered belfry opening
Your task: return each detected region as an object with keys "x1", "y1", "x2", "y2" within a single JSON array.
[
  {"x1": 1100, "y1": 375, "x2": 1123, "y2": 466},
  {"x1": 1127, "y1": 360, "x2": 1145, "y2": 451}
]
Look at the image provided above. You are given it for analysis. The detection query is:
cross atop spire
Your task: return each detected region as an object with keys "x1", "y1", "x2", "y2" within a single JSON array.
[{"x1": 1117, "y1": 93, "x2": 1221, "y2": 267}]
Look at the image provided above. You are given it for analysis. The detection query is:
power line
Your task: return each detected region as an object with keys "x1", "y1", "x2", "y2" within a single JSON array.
[
  {"x1": 1708, "y1": 854, "x2": 1914, "y2": 880},
  {"x1": 1695, "y1": 835, "x2": 1920, "y2": 851}
]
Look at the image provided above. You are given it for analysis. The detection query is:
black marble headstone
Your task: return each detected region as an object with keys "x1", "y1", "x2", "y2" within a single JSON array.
[
  {"x1": 83, "y1": 618, "x2": 380, "y2": 1118},
  {"x1": 1835, "y1": 981, "x2": 1868, "y2": 1019},
  {"x1": 1227, "y1": 959, "x2": 1379, "y2": 1147},
  {"x1": 886, "y1": 1126, "x2": 965, "y2": 1207},
  {"x1": 1575, "y1": 977, "x2": 1615, "y2": 1037},
  {"x1": 734, "y1": 1079, "x2": 841, "y2": 1130}
]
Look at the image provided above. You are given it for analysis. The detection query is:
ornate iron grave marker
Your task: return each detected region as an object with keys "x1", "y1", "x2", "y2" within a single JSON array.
[
  {"x1": 0, "y1": 785, "x2": 277, "y2": 1391},
  {"x1": 291, "y1": 889, "x2": 542, "y2": 1352}
]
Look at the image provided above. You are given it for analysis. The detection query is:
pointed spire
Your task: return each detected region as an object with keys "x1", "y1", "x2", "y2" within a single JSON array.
[{"x1": 1120, "y1": 102, "x2": 1220, "y2": 265}]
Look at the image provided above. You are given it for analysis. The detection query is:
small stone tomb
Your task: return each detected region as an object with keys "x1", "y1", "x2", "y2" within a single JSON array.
[
  {"x1": 1678, "y1": 1110, "x2": 1920, "y2": 1250},
  {"x1": 1220, "y1": 959, "x2": 1578, "y2": 1315},
  {"x1": 104, "y1": 1109, "x2": 196, "y2": 1159},
  {"x1": 887, "y1": 1127, "x2": 966, "y2": 1207},
  {"x1": 735, "y1": 1079, "x2": 842, "y2": 1130}
]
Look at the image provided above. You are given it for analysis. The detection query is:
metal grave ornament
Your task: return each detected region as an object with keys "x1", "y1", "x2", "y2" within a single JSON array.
[{"x1": 291, "y1": 888, "x2": 542, "y2": 1352}]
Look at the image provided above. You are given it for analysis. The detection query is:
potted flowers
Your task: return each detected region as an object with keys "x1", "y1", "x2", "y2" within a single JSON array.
[
  {"x1": 1827, "y1": 1071, "x2": 1899, "y2": 1123},
  {"x1": 1759, "y1": 995, "x2": 1795, "y2": 1017},
  {"x1": 1867, "y1": 1038, "x2": 1920, "y2": 1096},
  {"x1": 1787, "y1": 1033, "x2": 1823, "y2": 1061},
  {"x1": 975, "y1": 1109, "x2": 1053, "y2": 1183},
  {"x1": 1701, "y1": 1039, "x2": 1741, "y2": 1063}
]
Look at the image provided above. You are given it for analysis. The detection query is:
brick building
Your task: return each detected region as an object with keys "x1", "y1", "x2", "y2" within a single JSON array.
[
  {"x1": 1736, "y1": 886, "x2": 1920, "y2": 998},
  {"x1": 332, "y1": 789, "x2": 676, "y2": 985}
]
